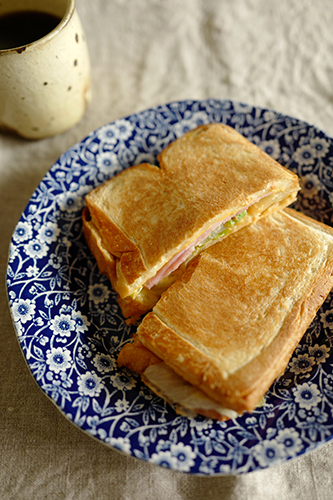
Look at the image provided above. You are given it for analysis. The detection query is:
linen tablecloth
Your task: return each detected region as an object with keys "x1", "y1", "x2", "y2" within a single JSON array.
[{"x1": 2, "y1": 1, "x2": 333, "y2": 498}]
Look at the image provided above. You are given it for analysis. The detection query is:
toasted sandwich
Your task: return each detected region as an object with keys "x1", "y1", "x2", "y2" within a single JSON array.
[
  {"x1": 118, "y1": 209, "x2": 333, "y2": 420},
  {"x1": 83, "y1": 123, "x2": 299, "y2": 319}
]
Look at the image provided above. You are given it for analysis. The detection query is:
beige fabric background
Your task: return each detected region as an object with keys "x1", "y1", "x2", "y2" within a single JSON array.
[{"x1": 1, "y1": 0, "x2": 333, "y2": 498}]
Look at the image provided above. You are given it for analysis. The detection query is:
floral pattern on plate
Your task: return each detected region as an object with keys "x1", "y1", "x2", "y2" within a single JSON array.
[{"x1": 6, "y1": 99, "x2": 333, "y2": 475}]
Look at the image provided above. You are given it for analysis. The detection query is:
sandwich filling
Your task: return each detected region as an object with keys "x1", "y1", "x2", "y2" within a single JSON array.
[
  {"x1": 144, "y1": 209, "x2": 249, "y2": 289},
  {"x1": 117, "y1": 335, "x2": 238, "y2": 420},
  {"x1": 144, "y1": 189, "x2": 294, "y2": 290},
  {"x1": 142, "y1": 362, "x2": 239, "y2": 420}
]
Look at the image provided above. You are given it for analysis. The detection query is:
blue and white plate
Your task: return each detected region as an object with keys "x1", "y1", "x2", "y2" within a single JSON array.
[{"x1": 6, "y1": 99, "x2": 333, "y2": 475}]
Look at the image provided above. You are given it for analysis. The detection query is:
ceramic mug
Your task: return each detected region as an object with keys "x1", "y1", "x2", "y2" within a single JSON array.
[{"x1": 0, "y1": 0, "x2": 91, "y2": 139}]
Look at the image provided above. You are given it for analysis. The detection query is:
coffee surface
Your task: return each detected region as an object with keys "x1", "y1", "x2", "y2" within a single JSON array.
[{"x1": 0, "y1": 11, "x2": 61, "y2": 50}]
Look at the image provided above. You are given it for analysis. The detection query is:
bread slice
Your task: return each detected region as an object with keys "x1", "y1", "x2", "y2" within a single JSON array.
[
  {"x1": 83, "y1": 124, "x2": 299, "y2": 305},
  {"x1": 118, "y1": 209, "x2": 333, "y2": 419}
]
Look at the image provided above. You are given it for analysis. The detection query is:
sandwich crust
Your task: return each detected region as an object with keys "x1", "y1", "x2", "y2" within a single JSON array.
[
  {"x1": 82, "y1": 206, "x2": 117, "y2": 284},
  {"x1": 136, "y1": 209, "x2": 333, "y2": 414},
  {"x1": 84, "y1": 124, "x2": 300, "y2": 298}
]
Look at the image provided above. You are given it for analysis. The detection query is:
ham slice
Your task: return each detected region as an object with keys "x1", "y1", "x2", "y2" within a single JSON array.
[
  {"x1": 144, "y1": 216, "x2": 230, "y2": 289},
  {"x1": 144, "y1": 193, "x2": 273, "y2": 290}
]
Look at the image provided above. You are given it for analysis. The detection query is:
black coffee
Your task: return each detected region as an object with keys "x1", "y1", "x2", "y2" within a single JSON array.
[{"x1": 0, "y1": 11, "x2": 61, "y2": 50}]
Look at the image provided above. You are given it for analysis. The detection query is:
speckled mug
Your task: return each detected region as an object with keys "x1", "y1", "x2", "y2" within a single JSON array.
[{"x1": 0, "y1": 0, "x2": 91, "y2": 139}]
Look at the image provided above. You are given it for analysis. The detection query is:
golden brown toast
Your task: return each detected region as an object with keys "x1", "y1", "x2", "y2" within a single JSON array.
[
  {"x1": 122, "y1": 209, "x2": 333, "y2": 418},
  {"x1": 83, "y1": 124, "x2": 299, "y2": 303}
]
